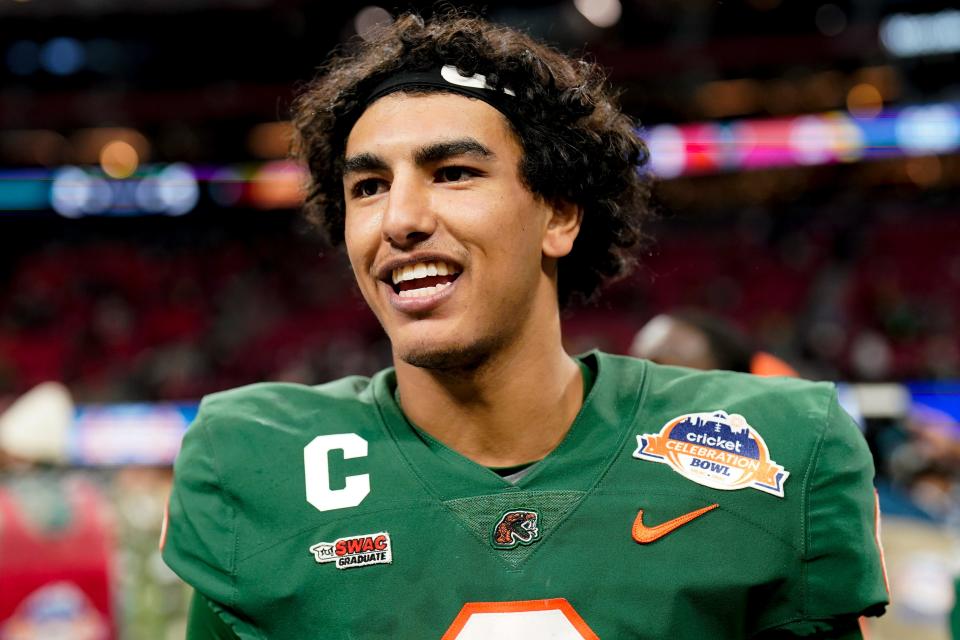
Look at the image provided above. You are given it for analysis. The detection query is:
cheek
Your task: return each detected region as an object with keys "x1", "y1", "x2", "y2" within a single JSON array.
[
  {"x1": 343, "y1": 210, "x2": 381, "y2": 281},
  {"x1": 490, "y1": 191, "x2": 549, "y2": 261},
  {"x1": 456, "y1": 189, "x2": 542, "y2": 251},
  {"x1": 465, "y1": 194, "x2": 548, "y2": 301}
]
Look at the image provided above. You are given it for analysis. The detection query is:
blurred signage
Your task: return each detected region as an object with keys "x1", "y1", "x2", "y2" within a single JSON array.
[
  {"x1": 906, "y1": 382, "x2": 960, "y2": 441},
  {"x1": 643, "y1": 101, "x2": 960, "y2": 177},
  {"x1": 68, "y1": 402, "x2": 197, "y2": 466},
  {"x1": 50, "y1": 163, "x2": 198, "y2": 217},
  {"x1": 2, "y1": 100, "x2": 958, "y2": 213}
]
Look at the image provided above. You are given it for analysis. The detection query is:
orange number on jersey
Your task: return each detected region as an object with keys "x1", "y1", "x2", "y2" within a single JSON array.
[{"x1": 442, "y1": 598, "x2": 598, "y2": 639}]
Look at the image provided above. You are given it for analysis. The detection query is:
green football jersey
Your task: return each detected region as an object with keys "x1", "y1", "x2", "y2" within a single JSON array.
[{"x1": 162, "y1": 352, "x2": 888, "y2": 639}]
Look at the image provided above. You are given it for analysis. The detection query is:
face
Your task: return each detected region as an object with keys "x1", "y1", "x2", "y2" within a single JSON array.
[{"x1": 342, "y1": 92, "x2": 580, "y2": 370}]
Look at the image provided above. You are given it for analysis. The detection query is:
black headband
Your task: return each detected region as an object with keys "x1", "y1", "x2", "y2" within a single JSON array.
[{"x1": 361, "y1": 65, "x2": 517, "y2": 120}]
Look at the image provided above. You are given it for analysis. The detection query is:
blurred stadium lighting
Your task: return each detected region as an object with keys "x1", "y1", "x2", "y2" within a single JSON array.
[
  {"x1": 880, "y1": 10, "x2": 960, "y2": 57},
  {"x1": 6, "y1": 40, "x2": 40, "y2": 75},
  {"x1": 895, "y1": 104, "x2": 960, "y2": 155},
  {"x1": 249, "y1": 160, "x2": 303, "y2": 209},
  {"x1": 134, "y1": 173, "x2": 163, "y2": 212},
  {"x1": 354, "y1": 6, "x2": 393, "y2": 41},
  {"x1": 846, "y1": 83, "x2": 883, "y2": 119},
  {"x1": 49, "y1": 166, "x2": 110, "y2": 216},
  {"x1": 13, "y1": 99, "x2": 960, "y2": 204},
  {"x1": 854, "y1": 66, "x2": 899, "y2": 103},
  {"x1": 789, "y1": 114, "x2": 863, "y2": 165},
  {"x1": 696, "y1": 79, "x2": 761, "y2": 119},
  {"x1": 72, "y1": 127, "x2": 150, "y2": 166},
  {"x1": 208, "y1": 166, "x2": 245, "y2": 207},
  {"x1": 646, "y1": 125, "x2": 686, "y2": 178},
  {"x1": 803, "y1": 71, "x2": 844, "y2": 112},
  {"x1": 0, "y1": 170, "x2": 48, "y2": 210},
  {"x1": 683, "y1": 123, "x2": 727, "y2": 173},
  {"x1": 573, "y1": 0, "x2": 621, "y2": 28},
  {"x1": 50, "y1": 166, "x2": 95, "y2": 217},
  {"x1": 735, "y1": 119, "x2": 796, "y2": 169},
  {"x1": 100, "y1": 140, "x2": 140, "y2": 179},
  {"x1": 40, "y1": 37, "x2": 85, "y2": 75},
  {"x1": 1, "y1": 129, "x2": 68, "y2": 166},
  {"x1": 790, "y1": 116, "x2": 834, "y2": 166},
  {"x1": 904, "y1": 155, "x2": 943, "y2": 188},
  {"x1": 814, "y1": 4, "x2": 847, "y2": 37},
  {"x1": 51, "y1": 163, "x2": 198, "y2": 217},
  {"x1": 247, "y1": 121, "x2": 293, "y2": 159},
  {"x1": 155, "y1": 163, "x2": 199, "y2": 216}
]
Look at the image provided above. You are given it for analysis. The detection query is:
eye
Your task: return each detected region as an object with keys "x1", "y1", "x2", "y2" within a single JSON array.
[
  {"x1": 351, "y1": 178, "x2": 387, "y2": 198},
  {"x1": 435, "y1": 166, "x2": 477, "y2": 183}
]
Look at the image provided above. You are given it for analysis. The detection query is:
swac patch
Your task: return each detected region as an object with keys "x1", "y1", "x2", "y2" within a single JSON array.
[
  {"x1": 633, "y1": 411, "x2": 789, "y2": 497},
  {"x1": 309, "y1": 531, "x2": 392, "y2": 570},
  {"x1": 491, "y1": 510, "x2": 540, "y2": 549}
]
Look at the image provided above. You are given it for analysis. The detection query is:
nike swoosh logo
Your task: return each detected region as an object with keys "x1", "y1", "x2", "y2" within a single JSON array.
[{"x1": 632, "y1": 503, "x2": 719, "y2": 544}]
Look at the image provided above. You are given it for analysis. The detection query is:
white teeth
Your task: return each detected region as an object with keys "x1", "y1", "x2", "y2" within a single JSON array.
[
  {"x1": 398, "y1": 281, "x2": 453, "y2": 298},
  {"x1": 390, "y1": 260, "x2": 461, "y2": 284}
]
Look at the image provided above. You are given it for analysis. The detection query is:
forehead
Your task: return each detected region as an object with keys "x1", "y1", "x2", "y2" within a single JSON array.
[{"x1": 345, "y1": 92, "x2": 520, "y2": 159}]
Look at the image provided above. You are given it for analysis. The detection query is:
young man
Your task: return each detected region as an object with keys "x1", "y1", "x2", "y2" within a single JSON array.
[{"x1": 162, "y1": 13, "x2": 888, "y2": 639}]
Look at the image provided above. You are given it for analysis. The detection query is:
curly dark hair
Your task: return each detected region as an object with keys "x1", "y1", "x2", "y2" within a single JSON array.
[{"x1": 291, "y1": 11, "x2": 652, "y2": 306}]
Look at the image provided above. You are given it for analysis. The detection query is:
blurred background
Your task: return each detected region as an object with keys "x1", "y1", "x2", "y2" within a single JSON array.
[{"x1": 0, "y1": 0, "x2": 958, "y2": 638}]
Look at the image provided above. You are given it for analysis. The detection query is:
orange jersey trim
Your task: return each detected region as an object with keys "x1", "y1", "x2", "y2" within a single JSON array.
[
  {"x1": 442, "y1": 598, "x2": 598, "y2": 640},
  {"x1": 873, "y1": 490, "x2": 890, "y2": 597}
]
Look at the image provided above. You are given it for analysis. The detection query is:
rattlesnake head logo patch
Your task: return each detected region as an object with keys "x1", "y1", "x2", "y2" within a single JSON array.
[{"x1": 492, "y1": 510, "x2": 540, "y2": 549}]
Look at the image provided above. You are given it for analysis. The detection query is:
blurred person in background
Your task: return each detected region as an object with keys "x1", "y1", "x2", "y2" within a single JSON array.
[
  {"x1": 161, "y1": 11, "x2": 887, "y2": 638},
  {"x1": 631, "y1": 311, "x2": 799, "y2": 377},
  {"x1": 0, "y1": 383, "x2": 116, "y2": 640}
]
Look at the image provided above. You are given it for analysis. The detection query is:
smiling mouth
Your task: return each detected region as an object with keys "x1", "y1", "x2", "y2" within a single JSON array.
[{"x1": 390, "y1": 260, "x2": 462, "y2": 298}]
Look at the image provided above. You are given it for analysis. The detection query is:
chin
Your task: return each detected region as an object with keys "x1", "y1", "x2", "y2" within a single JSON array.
[{"x1": 396, "y1": 334, "x2": 505, "y2": 373}]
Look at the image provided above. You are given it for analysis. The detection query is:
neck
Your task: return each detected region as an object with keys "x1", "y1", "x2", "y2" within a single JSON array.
[{"x1": 393, "y1": 305, "x2": 583, "y2": 468}]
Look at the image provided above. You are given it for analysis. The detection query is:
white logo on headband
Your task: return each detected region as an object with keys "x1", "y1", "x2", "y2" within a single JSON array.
[{"x1": 440, "y1": 65, "x2": 516, "y2": 97}]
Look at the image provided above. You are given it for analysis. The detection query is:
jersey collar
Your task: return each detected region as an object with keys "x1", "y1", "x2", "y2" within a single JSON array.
[{"x1": 371, "y1": 351, "x2": 649, "y2": 500}]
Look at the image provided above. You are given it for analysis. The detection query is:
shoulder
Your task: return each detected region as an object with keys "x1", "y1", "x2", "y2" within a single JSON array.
[
  {"x1": 641, "y1": 356, "x2": 832, "y2": 402},
  {"x1": 172, "y1": 371, "x2": 394, "y2": 515},
  {"x1": 628, "y1": 356, "x2": 839, "y2": 431},
  {"x1": 192, "y1": 372, "x2": 389, "y2": 442},
  {"x1": 201, "y1": 375, "x2": 379, "y2": 418},
  {"x1": 595, "y1": 351, "x2": 837, "y2": 423},
  {"x1": 600, "y1": 353, "x2": 866, "y2": 500},
  {"x1": 164, "y1": 371, "x2": 396, "y2": 588}
]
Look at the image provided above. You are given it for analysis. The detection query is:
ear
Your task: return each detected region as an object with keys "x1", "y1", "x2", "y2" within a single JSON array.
[{"x1": 542, "y1": 199, "x2": 583, "y2": 259}]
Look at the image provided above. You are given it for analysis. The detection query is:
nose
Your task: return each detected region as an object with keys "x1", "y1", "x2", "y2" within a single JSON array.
[{"x1": 381, "y1": 171, "x2": 436, "y2": 249}]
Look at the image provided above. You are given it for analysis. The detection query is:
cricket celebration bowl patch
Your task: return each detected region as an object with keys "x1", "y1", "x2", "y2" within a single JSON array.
[
  {"x1": 309, "y1": 531, "x2": 392, "y2": 569},
  {"x1": 633, "y1": 411, "x2": 789, "y2": 497}
]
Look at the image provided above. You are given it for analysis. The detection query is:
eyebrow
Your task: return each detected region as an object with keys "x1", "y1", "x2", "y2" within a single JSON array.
[
  {"x1": 414, "y1": 138, "x2": 494, "y2": 165},
  {"x1": 342, "y1": 137, "x2": 495, "y2": 176},
  {"x1": 342, "y1": 152, "x2": 388, "y2": 176}
]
